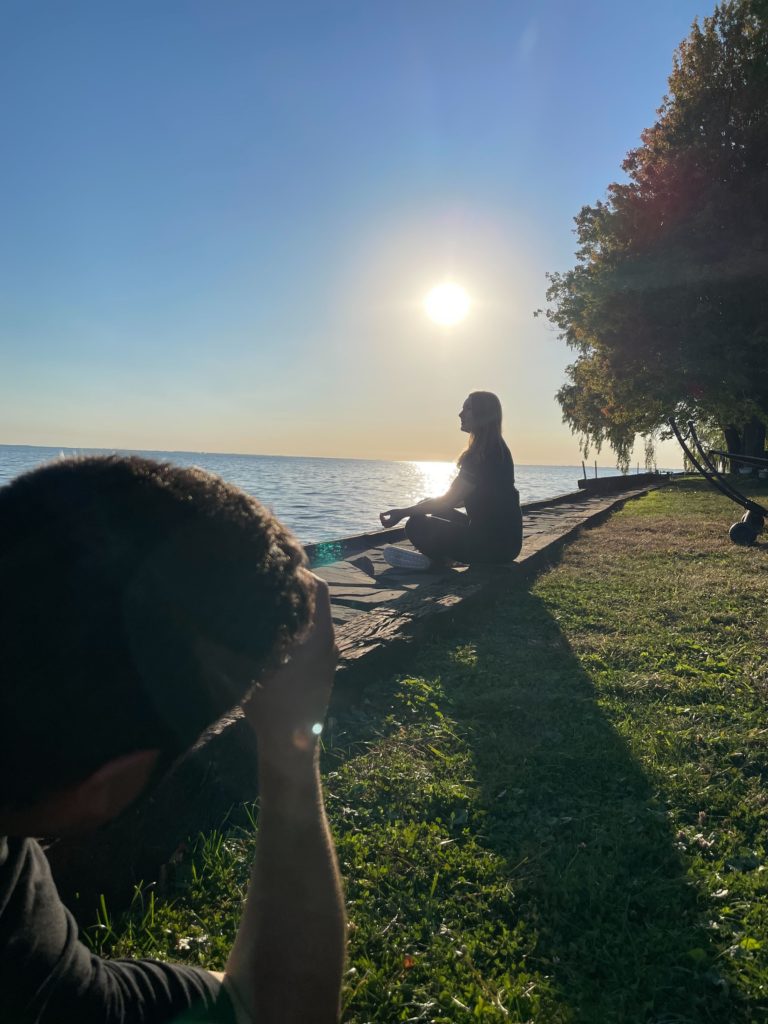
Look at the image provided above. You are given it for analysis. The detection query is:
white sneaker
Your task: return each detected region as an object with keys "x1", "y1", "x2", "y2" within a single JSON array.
[{"x1": 382, "y1": 545, "x2": 432, "y2": 570}]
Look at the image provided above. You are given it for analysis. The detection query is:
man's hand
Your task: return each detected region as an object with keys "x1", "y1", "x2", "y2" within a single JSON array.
[
  {"x1": 379, "y1": 508, "x2": 406, "y2": 528},
  {"x1": 225, "y1": 570, "x2": 345, "y2": 1024},
  {"x1": 243, "y1": 571, "x2": 338, "y2": 762}
]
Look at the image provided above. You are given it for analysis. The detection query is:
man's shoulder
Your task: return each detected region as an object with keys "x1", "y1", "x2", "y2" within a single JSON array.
[
  {"x1": 0, "y1": 834, "x2": 44, "y2": 894},
  {"x1": 0, "y1": 836, "x2": 239, "y2": 1024}
]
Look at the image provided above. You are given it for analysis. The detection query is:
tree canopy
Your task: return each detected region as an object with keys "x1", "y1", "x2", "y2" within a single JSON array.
[{"x1": 542, "y1": 0, "x2": 768, "y2": 466}]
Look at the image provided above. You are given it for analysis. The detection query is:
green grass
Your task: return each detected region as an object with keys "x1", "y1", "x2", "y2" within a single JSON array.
[{"x1": 85, "y1": 478, "x2": 768, "y2": 1022}]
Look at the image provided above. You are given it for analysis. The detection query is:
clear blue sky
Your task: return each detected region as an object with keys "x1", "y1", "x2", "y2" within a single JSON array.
[{"x1": 0, "y1": 0, "x2": 712, "y2": 464}]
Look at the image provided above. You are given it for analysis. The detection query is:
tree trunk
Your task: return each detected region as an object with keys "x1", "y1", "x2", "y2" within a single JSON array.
[
  {"x1": 742, "y1": 418, "x2": 767, "y2": 459},
  {"x1": 723, "y1": 419, "x2": 766, "y2": 472}
]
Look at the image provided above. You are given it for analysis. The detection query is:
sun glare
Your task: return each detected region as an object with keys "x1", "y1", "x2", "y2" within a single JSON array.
[
  {"x1": 410, "y1": 461, "x2": 456, "y2": 498},
  {"x1": 423, "y1": 281, "x2": 471, "y2": 327}
]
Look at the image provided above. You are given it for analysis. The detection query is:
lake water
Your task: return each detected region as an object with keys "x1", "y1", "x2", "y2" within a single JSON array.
[{"x1": 0, "y1": 444, "x2": 671, "y2": 544}]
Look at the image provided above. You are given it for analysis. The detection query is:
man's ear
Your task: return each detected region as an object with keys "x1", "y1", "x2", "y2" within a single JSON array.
[
  {"x1": 0, "y1": 749, "x2": 161, "y2": 837},
  {"x1": 69, "y1": 749, "x2": 163, "y2": 825}
]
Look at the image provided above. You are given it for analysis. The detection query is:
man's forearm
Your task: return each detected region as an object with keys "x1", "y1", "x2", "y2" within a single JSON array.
[{"x1": 225, "y1": 746, "x2": 346, "y2": 1023}]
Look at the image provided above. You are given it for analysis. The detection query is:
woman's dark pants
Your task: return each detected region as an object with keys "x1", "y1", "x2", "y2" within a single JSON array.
[{"x1": 405, "y1": 511, "x2": 521, "y2": 564}]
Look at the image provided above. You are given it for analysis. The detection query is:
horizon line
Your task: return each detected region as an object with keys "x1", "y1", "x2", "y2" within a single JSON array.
[{"x1": 0, "y1": 441, "x2": 681, "y2": 471}]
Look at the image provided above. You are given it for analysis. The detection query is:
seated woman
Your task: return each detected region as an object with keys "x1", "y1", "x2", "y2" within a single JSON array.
[{"x1": 379, "y1": 391, "x2": 523, "y2": 568}]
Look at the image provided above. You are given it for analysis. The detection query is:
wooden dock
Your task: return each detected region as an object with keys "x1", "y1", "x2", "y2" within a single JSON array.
[{"x1": 305, "y1": 486, "x2": 655, "y2": 671}]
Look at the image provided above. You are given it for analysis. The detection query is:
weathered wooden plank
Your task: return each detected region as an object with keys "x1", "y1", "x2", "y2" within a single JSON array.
[
  {"x1": 325, "y1": 583, "x2": 401, "y2": 597},
  {"x1": 314, "y1": 563, "x2": 378, "y2": 587},
  {"x1": 336, "y1": 577, "x2": 490, "y2": 664},
  {"x1": 332, "y1": 588, "x2": 411, "y2": 608},
  {"x1": 331, "y1": 605, "x2": 364, "y2": 625}
]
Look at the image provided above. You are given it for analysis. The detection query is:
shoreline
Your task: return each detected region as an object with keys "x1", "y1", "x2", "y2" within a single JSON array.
[{"x1": 0, "y1": 443, "x2": 681, "y2": 545}]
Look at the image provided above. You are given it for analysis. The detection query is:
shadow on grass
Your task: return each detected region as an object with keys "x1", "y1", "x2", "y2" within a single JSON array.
[{"x1": 399, "y1": 580, "x2": 742, "y2": 1024}]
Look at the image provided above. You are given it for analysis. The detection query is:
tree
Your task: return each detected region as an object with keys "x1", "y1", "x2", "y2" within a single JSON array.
[{"x1": 542, "y1": 0, "x2": 768, "y2": 468}]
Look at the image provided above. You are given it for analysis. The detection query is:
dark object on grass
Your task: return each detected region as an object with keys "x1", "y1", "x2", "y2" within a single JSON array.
[
  {"x1": 670, "y1": 419, "x2": 767, "y2": 547},
  {"x1": 742, "y1": 509, "x2": 765, "y2": 532},
  {"x1": 730, "y1": 521, "x2": 758, "y2": 546}
]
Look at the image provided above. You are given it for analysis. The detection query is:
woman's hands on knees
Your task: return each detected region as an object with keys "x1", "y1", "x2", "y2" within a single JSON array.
[{"x1": 379, "y1": 508, "x2": 406, "y2": 528}]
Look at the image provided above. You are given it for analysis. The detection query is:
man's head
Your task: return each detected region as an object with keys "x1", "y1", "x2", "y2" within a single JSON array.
[{"x1": 0, "y1": 455, "x2": 314, "y2": 834}]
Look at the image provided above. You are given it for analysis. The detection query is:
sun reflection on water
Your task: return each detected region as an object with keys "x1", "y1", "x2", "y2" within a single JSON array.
[{"x1": 407, "y1": 460, "x2": 457, "y2": 502}]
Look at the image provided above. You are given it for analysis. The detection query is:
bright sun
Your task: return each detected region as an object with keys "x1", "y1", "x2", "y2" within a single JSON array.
[{"x1": 423, "y1": 281, "x2": 471, "y2": 327}]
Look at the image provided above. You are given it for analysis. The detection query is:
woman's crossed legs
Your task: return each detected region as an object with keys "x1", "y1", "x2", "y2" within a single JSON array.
[{"x1": 405, "y1": 510, "x2": 474, "y2": 564}]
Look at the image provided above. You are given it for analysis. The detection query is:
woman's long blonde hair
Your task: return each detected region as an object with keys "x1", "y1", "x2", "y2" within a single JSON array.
[{"x1": 457, "y1": 391, "x2": 507, "y2": 466}]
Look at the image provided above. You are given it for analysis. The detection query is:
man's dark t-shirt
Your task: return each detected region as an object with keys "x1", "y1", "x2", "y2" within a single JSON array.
[
  {"x1": 0, "y1": 836, "x2": 236, "y2": 1023},
  {"x1": 457, "y1": 443, "x2": 523, "y2": 559}
]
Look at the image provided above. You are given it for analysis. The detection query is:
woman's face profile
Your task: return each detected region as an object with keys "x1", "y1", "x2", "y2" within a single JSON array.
[{"x1": 459, "y1": 397, "x2": 474, "y2": 434}]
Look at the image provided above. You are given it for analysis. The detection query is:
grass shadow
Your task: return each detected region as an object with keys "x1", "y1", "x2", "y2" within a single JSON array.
[{"x1": 394, "y1": 579, "x2": 742, "y2": 1023}]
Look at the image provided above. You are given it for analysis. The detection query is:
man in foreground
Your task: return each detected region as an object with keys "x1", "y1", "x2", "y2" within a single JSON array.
[{"x1": 0, "y1": 455, "x2": 346, "y2": 1023}]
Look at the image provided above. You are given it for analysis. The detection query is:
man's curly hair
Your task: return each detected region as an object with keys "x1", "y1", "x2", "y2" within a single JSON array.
[{"x1": 0, "y1": 455, "x2": 314, "y2": 809}]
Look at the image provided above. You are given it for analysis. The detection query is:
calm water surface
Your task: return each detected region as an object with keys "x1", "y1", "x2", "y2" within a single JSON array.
[{"x1": 0, "y1": 444, "x2": 669, "y2": 544}]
